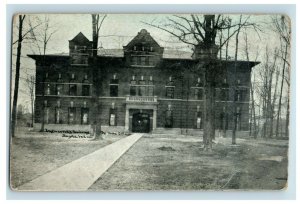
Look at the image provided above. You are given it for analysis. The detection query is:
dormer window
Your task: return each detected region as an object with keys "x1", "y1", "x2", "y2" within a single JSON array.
[
  {"x1": 150, "y1": 47, "x2": 153, "y2": 52},
  {"x1": 133, "y1": 46, "x2": 137, "y2": 51}
]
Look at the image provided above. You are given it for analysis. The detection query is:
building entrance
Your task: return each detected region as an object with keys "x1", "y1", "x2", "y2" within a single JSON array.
[{"x1": 132, "y1": 112, "x2": 150, "y2": 133}]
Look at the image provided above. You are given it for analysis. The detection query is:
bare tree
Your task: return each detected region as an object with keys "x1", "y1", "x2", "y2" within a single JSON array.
[
  {"x1": 28, "y1": 15, "x2": 57, "y2": 132},
  {"x1": 11, "y1": 15, "x2": 26, "y2": 137},
  {"x1": 243, "y1": 32, "x2": 259, "y2": 138},
  {"x1": 273, "y1": 15, "x2": 291, "y2": 138},
  {"x1": 231, "y1": 15, "x2": 243, "y2": 145},
  {"x1": 91, "y1": 14, "x2": 107, "y2": 139},
  {"x1": 25, "y1": 75, "x2": 36, "y2": 127},
  {"x1": 144, "y1": 14, "x2": 260, "y2": 149}
]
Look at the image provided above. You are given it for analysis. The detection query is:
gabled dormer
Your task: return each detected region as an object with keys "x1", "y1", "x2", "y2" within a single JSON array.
[
  {"x1": 69, "y1": 32, "x2": 93, "y2": 66},
  {"x1": 123, "y1": 29, "x2": 164, "y2": 67}
]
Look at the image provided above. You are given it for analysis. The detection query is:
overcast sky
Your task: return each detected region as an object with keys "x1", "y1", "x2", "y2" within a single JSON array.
[{"x1": 11, "y1": 14, "x2": 285, "y2": 113}]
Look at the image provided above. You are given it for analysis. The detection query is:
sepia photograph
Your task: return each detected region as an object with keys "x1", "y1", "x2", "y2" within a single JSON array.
[{"x1": 9, "y1": 13, "x2": 290, "y2": 191}]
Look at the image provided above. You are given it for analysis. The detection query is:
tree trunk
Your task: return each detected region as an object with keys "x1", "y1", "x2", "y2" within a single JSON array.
[
  {"x1": 250, "y1": 77, "x2": 257, "y2": 138},
  {"x1": 203, "y1": 78, "x2": 213, "y2": 150},
  {"x1": 31, "y1": 95, "x2": 34, "y2": 127},
  {"x1": 232, "y1": 18, "x2": 242, "y2": 145},
  {"x1": 275, "y1": 44, "x2": 288, "y2": 138},
  {"x1": 92, "y1": 14, "x2": 102, "y2": 139},
  {"x1": 11, "y1": 15, "x2": 25, "y2": 137},
  {"x1": 285, "y1": 95, "x2": 289, "y2": 137}
]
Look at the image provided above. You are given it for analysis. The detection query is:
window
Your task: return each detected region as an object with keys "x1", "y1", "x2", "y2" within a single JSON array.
[
  {"x1": 235, "y1": 89, "x2": 247, "y2": 101},
  {"x1": 56, "y1": 84, "x2": 63, "y2": 95},
  {"x1": 194, "y1": 88, "x2": 203, "y2": 100},
  {"x1": 109, "y1": 114, "x2": 116, "y2": 126},
  {"x1": 145, "y1": 56, "x2": 149, "y2": 65},
  {"x1": 68, "y1": 107, "x2": 76, "y2": 124},
  {"x1": 220, "y1": 88, "x2": 229, "y2": 101},
  {"x1": 166, "y1": 77, "x2": 175, "y2": 98},
  {"x1": 148, "y1": 77, "x2": 154, "y2": 96},
  {"x1": 44, "y1": 108, "x2": 49, "y2": 124},
  {"x1": 69, "y1": 84, "x2": 77, "y2": 96},
  {"x1": 140, "y1": 57, "x2": 146, "y2": 65},
  {"x1": 82, "y1": 85, "x2": 90, "y2": 96},
  {"x1": 131, "y1": 56, "x2": 154, "y2": 66},
  {"x1": 130, "y1": 79, "x2": 137, "y2": 96},
  {"x1": 109, "y1": 104, "x2": 116, "y2": 126},
  {"x1": 45, "y1": 83, "x2": 51, "y2": 95},
  {"x1": 110, "y1": 85, "x2": 118, "y2": 97},
  {"x1": 132, "y1": 56, "x2": 137, "y2": 65},
  {"x1": 166, "y1": 87, "x2": 174, "y2": 98},
  {"x1": 165, "y1": 110, "x2": 173, "y2": 128},
  {"x1": 55, "y1": 108, "x2": 62, "y2": 124},
  {"x1": 196, "y1": 111, "x2": 202, "y2": 129},
  {"x1": 138, "y1": 79, "x2": 146, "y2": 96},
  {"x1": 148, "y1": 86, "x2": 154, "y2": 96},
  {"x1": 81, "y1": 108, "x2": 89, "y2": 124},
  {"x1": 109, "y1": 76, "x2": 119, "y2": 97}
]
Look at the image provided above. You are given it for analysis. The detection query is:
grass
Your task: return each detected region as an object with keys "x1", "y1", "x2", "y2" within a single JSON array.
[
  {"x1": 9, "y1": 129, "x2": 288, "y2": 191},
  {"x1": 9, "y1": 129, "x2": 124, "y2": 189},
  {"x1": 88, "y1": 134, "x2": 288, "y2": 191}
]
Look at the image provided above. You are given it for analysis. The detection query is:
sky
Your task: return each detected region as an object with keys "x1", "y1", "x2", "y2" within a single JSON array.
[{"x1": 10, "y1": 14, "x2": 287, "y2": 113}]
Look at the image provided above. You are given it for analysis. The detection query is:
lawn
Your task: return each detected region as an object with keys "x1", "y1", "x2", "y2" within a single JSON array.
[
  {"x1": 88, "y1": 134, "x2": 288, "y2": 191},
  {"x1": 9, "y1": 129, "x2": 124, "y2": 189}
]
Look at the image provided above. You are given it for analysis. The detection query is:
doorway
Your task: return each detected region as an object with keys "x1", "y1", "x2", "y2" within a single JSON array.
[{"x1": 132, "y1": 112, "x2": 150, "y2": 133}]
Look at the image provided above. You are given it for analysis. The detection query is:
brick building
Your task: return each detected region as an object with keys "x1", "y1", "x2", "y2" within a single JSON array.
[{"x1": 29, "y1": 29, "x2": 259, "y2": 135}]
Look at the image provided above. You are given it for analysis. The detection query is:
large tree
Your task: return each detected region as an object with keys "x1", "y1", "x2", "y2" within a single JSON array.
[
  {"x1": 91, "y1": 14, "x2": 107, "y2": 139},
  {"x1": 11, "y1": 15, "x2": 26, "y2": 138},
  {"x1": 144, "y1": 14, "x2": 258, "y2": 149}
]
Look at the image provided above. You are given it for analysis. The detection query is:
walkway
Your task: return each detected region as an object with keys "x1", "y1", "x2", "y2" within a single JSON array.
[{"x1": 16, "y1": 133, "x2": 143, "y2": 191}]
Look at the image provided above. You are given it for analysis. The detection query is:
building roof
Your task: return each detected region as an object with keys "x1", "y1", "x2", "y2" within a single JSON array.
[
  {"x1": 96, "y1": 48, "x2": 193, "y2": 59},
  {"x1": 28, "y1": 49, "x2": 260, "y2": 68},
  {"x1": 124, "y1": 29, "x2": 161, "y2": 49},
  {"x1": 69, "y1": 32, "x2": 91, "y2": 43}
]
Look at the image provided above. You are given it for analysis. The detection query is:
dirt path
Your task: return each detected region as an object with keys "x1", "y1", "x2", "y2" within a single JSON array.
[{"x1": 88, "y1": 135, "x2": 288, "y2": 191}]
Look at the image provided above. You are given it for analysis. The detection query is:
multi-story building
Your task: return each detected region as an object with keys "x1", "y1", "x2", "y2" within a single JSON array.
[{"x1": 29, "y1": 29, "x2": 259, "y2": 135}]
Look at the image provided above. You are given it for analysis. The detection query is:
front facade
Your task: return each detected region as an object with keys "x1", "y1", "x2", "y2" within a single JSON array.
[{"x1": 29, "y1": 29, "x2": 258, "y2": 135}]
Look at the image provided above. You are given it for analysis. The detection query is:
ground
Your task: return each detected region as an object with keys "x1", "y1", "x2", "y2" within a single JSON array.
[
  {"x1": 88, "y1": 134, "x2": 288, "y2": 191},
  {"x1": 10, "y1": 128, "x2": 124, "y2": 189},
  {"x1": 10, "y1": 129, "x2": 288, "y2": 191}
]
